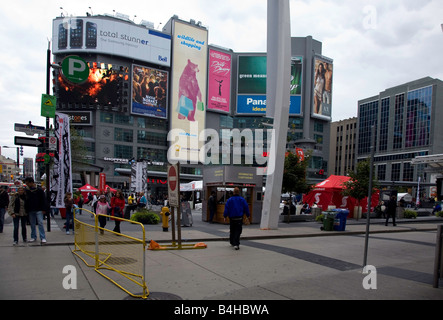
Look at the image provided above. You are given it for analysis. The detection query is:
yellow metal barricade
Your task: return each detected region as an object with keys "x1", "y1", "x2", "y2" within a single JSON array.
[{"x1": 73, "y1": 208, "x2": 149, "y2": 299}]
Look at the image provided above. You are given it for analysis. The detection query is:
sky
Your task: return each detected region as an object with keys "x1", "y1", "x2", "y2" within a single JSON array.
[{"x1": 0, "y1": 0, "x2": 442, "y2": 165}]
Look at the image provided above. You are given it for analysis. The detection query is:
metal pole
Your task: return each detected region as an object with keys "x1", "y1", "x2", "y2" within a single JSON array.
[
  {"x1": 434, "y1": 225, "x2": 443, "y2": 288},
  {"x1": 363, "y1": 125, "x2": 376, "y2": 267},
  {"x1": 46, "y1": 41, "x2": 51, "y2": 232}
]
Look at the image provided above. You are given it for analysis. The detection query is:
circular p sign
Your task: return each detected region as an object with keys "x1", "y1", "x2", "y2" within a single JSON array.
[{"x1": 61, "y1": 56, "x2": 90, "y2": 84}]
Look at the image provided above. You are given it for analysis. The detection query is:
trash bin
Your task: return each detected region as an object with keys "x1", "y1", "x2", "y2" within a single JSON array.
[
  {"x1": 332, "y1": 209, "x2": 349, "y2": 231},
  {"x1": 321, "y1": 212, "x2": 336, "y2": 231}
]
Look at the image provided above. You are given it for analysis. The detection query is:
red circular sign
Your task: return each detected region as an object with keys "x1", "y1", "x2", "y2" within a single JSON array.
[{"x1": 168, "y1": 166, "x2": 177, "y2": 191}]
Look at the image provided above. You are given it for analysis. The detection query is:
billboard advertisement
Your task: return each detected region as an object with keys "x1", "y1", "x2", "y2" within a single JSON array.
[
  {"x1": 208, "y1": 49, "x2": 232, "y2": 113},
  {"x1": 57, "y1": 62, "x2": 128, "y2": 108},
  {"x1": 236, "y1": 55, "x2": 302, "y2": 115},
  {"x1": 312, "y1": 56, "x2": 333, "y2": 119},
  {"x1": 169, "y1": 20, "x2": 208, "y2": 164},
  {"x1": 52, "y1": 17, "x2": 171, "y2": 66},
  {"x1": 131, "y1": 64, "x2": 169, "y2": 119}
]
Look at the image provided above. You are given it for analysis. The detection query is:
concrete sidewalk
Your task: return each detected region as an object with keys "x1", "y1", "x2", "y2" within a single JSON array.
[{"x1": 0, "y1": 211, "x2": 442, "y2": 301}]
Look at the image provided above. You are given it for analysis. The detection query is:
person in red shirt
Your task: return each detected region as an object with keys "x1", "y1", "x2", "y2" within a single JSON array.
[{"x1": 111, "y1": 190, "x2": 126, "y2": 234}]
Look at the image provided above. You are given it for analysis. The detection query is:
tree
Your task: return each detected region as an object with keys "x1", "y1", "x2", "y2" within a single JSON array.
[
  {"x1": 282, "y1": 151, "x2": 312, "y2": 195},
  {"x1": 342, "y1": 158, "x2": 379, "y2": 215}
]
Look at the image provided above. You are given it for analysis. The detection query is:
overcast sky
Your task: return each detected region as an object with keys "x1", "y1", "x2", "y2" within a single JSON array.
[{"x1": 1, "y1": 0, "x2": 442, "y2": 163}]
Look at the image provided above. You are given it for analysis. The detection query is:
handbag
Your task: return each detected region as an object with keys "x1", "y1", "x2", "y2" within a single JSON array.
[
  {"x1": 243, "y1": 215, "x2": 251, "y2": 225},
  {"x1": 113, "y1": 206, "x2": 122, "y2": 218}
]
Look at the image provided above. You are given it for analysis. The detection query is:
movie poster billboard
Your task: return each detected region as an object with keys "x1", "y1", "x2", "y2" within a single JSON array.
[
  {"x1": 131, "y1": 65, "x2": 169, "y2": 119},
  {"x1": 169, "y1": 20, "x2": 208, "y2": 164},
  {"x1": 208, "y1": 49, "x2": 232, "y2": 113},
  {"x1": 312, "y1": 56, "x2": 333, "y2": 119},
  {"x1": 236, "y1": 55, "x2": 302, "y2": 115}
]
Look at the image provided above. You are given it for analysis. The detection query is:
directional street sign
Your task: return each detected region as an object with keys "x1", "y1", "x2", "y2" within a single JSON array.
[
  {"x1": 14, "y1": 122, "x2": 46, "y2": 136},
  {"x1": 14, "y1": 136, "x2": 44, "y2": 148}
]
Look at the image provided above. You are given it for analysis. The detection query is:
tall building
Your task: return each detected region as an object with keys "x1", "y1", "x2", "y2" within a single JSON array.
[
  {"x1": 357, "y1": 77, "x2": 443, "y2": 195},
  {"x1": 328, "y1": 117, "x2": 357, "y2": 176}
]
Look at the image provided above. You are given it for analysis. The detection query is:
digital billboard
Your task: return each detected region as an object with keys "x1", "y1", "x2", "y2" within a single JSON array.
[
  {"x1": 57, "y1": 62, "x2": 129, "y2": 108},
  {"x1": 312, "y1": 56, "x2": 333, "y2": 119},
  {"x1": 169, "y1": 20, "x2": 208, "y2": 164},
  {"x1": 236, "y1": 55, "x2": 302, "y2": 115},
  {"x1": 131, "y1": 65, "x2": 168, "y2": 119},
  {"x1": 208, "y1": 49, "x2": 232, "y2": 113},
  {"x1": 52, "y1": 17, "x2": 171, "y2": 67}
]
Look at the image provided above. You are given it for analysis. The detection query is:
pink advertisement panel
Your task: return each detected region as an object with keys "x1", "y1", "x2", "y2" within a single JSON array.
[{"x1": 208, "y1": 49, "x2": 231, "y2": 113}]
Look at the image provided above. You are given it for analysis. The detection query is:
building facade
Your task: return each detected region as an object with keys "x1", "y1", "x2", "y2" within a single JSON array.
[
  {"x1": 357, "y1": 77, "x2": 443, "y2": 195},
  {"x1": 328, "y1": 117, "x2": 357, "y2": 176},
  {"x1": 51, "y1": 14, "x2": 333, "y2": 195}
]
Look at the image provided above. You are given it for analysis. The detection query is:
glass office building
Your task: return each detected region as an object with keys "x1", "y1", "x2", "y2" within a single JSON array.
[{"x1": 357, "y1": 77, "x2": 443, "y2": 191}]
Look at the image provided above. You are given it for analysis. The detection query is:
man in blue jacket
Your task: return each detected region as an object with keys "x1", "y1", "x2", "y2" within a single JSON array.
[{"x1": 223, "y1": 187, "x2": 250, "y2": 250}]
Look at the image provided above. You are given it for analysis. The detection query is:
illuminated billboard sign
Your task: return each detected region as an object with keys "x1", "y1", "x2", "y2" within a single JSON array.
[
  {"x1": 52, "y1": 17, "x2": 171, "y2": 66},
  {"x1": 312, "y1": 55, "x2": 333, "y2": 119},
  {"x1": 169, "y1": 20, "x2": 208, "y2": 164},
  {"x1": 131, "y1": 64, "x2": 169, "y2": 119},
  {"x1": 208, "y1": 49, "x2": 232, "y2": 113},
  {"x1": 236, "y1": 55, "x2": 302, "y2": 115}
]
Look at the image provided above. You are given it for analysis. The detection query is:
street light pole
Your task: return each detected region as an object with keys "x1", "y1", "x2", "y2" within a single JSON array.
[{"x1": 45, "y1": 41, "x2": 51, "y2": 232}]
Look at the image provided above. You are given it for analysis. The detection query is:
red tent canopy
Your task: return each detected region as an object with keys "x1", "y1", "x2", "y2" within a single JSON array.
[
  {"x1": 78, "y1": 184, "x2": 98, "y2": 193},
  {"x1": 105, "y1": 185, "x2": 117, "y2": 193},
  {"x1": 303, "y1": 175, "x2": 379, "y2": 218}
]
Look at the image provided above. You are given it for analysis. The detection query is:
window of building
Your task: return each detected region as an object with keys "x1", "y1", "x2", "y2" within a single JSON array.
[
  {"x1": 391, "y1": 163, "x2": 401, "y2": 181},
  {"x1": 379, "y1": 98, "x2": 390, "y2": 151},
  {"x1": 138, "y1": 131, "x2": 168, "y2": 146},
  {"x1": 115, "y1": 128, "x2": 133, "y2": 143},
  {"x1": 100, "y1": 112, "x2": 113, "y2": 124},
  {"x1": 358, "y1": 100, "x2": 378, "y2": 155},
  {"x1": 115, "y1": 114, "x2": 134, "y2": 126},
  {"x1": 137, "y1": 147, "x2": 167, "y2": 163},
  {"x1": 406, "y1": 86, "x2": 432, "y2": 148},
  {"x1": 377, "y1": 164, "x2": 386, "y2": 181},
  {"x1": 137, "y1": 118, "x2": 168, "y2": 131},
  {"x1": 114, "y1": 145, "x2": 133, "y2": 159},
  {"x1": 393, "y1": 94, "x2": 405, "y2": 149},
  {"x1": 403, "y1": 162, "x2": 414, "y2": 182}
]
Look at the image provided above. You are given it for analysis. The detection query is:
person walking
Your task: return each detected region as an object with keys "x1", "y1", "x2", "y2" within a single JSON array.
[
  {"x1": 96, "y1": 195, "x2": 110, "y2": 234},
  {"x1": 0, "y1": 186, "x2": 9, "y2": 233},
  {"x1": 111, "y1": 190, "x2": 125, "y2": 234},
  {"x1": 8, "y1": 186, "x2": 27, "y2": 245},
  {"x1": 64, "y1": 192, "x2": 74, "y2": 235},
  {"x1": 385, "y1": 195, "x2": 398, "y2": 226},
  {"x1": 223, "y1": 187, "x2": 250, "y2": 250},
  {"x1": 208, "y1": 191, "x2": 217, "y2": 223},
  {"x1": 24, "y1": 177, "x2": 47, "y2": 244}
]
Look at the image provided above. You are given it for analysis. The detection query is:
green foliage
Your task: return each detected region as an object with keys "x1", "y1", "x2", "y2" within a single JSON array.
[
  {"x1": 131, "y1": 209, "x2": 160, "y2": 225},
  {"x1": 436, "y1": 211, "x2": 443, "y2": 218},
  {"x1": 282, "y1": 151, "x2": 312, "y2": 195},
  {"x1": 342, "y1": 158, "x2": 379, "y2": 201},
  {"x1": 403, "y1": 210, "x2": 418, "y2": 219}
]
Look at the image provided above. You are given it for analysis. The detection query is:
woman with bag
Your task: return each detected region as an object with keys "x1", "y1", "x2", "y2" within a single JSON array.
[
  {"x1": 8, "y1": 186, "x2": 27, "y2": 245},
  {"x1": 111, "y1": 190, "x2": 126, "y2": 234}
]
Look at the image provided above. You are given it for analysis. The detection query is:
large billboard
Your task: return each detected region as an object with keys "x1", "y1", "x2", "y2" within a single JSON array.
[
  {"x1": 312, "y1": 56, "x2": 333, "y2": 119},
  {"x1": 131, "y1": 65, "x2": 169, "y2": 119},
  {"x1": 236, "y1": 55, "x2": 302, "y2": 115},
  {"x1": 169, "y1": 20, "x2": 208, "y2": 164},
  {"x1": 52, "y1": 17, "x2": 171, "y2": 66},
  {"x1": 57, "y1": 62, "x2": 129, "y2": 108},
  {"x1": 207, "y1": 49, "x2": 232, "y2": 113}
]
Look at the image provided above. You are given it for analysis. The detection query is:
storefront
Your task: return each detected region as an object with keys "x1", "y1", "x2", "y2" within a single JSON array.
[{"x1": 202, "y1": 166, "x2": 263, "y2": 224}]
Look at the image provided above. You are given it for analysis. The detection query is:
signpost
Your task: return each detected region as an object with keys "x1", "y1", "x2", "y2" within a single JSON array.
[
  {"x1": 15, "y1": 122, "x2": 46, "y2": 136},
  {"x1": 168, "y1": 164, "x2": 180, "y2": 248},
  {"x1": 14, "y1": 136, "x2": 44, "y2": 148}
]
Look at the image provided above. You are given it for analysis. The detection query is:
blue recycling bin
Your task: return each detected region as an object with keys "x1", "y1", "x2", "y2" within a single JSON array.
[{"x1": 332, "y1": 209, "x2": 348, "y2": 231}]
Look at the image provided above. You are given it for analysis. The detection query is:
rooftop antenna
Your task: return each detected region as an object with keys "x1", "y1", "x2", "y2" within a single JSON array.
[{"x1": 88, "y1": 6, "x2": 93, "y2": 15}]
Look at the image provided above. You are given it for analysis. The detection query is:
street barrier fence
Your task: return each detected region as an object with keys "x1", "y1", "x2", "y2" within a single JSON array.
[{"x1": 73, "y1": 208, "x2": 149, "y2": 299}]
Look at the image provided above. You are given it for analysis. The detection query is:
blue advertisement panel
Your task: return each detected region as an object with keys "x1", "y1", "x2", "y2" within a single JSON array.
[{"x1": 237, "y1": 95, "x2": 301, "y2": 115}]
